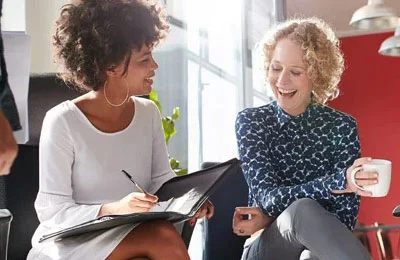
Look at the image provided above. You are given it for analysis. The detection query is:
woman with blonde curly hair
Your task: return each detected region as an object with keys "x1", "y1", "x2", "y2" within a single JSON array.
[
  {"x1": 233, "y1": 17, "x2": 375, "y2": 260},
  {"x1": 27, "y1": 0, "x2": 213, "y2": 259}
]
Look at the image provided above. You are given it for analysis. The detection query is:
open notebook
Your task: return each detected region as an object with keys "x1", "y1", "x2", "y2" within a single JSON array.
[{"x1": 39, "y1": 158, "x2": 240, "y2": 243}]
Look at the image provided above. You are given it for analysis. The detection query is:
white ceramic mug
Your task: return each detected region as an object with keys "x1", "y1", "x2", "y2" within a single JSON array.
[{"x1": 350, "y1": 159, "x2": 392, "y2": 197}]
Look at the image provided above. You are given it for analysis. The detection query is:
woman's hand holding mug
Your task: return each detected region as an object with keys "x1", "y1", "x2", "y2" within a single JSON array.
[{"x1": 332, "y1": 157, "x2": 391, "y2": 197}]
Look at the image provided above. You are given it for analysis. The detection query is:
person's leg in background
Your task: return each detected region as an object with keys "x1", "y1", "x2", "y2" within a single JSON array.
[
  {"x1": 0, "y1": 1, "x2": 22, "y2": 258},
  {"x1": 0, "y1": 0, "x2": 21, "y2": 176},
  {"x1": 0, "y1": 14, "x2": 21, "y2": 132}
]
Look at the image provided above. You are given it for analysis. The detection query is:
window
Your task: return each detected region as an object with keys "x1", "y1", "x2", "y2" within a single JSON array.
[
  {"x1": 154, "y1": 0, "x2": 277, "y2": 174},
  {"x1": 149, "y1": 0, "x2": 281, "y2": 259},
  {"x1": 185, "y1": 0, "x2": 244, "y2": 169}
]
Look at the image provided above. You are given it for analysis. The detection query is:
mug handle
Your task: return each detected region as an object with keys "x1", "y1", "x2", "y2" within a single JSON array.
[{"x1": 351, "y1": 166, "x2": 367, "y2": 191}]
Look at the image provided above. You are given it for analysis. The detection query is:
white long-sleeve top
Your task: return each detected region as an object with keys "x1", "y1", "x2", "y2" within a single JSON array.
[{"x1": 28, "y1": 97, "x2": 175, "y2": 259}]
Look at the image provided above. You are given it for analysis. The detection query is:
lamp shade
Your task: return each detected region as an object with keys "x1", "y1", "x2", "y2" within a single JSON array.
[
  {"x1": 350, "y1": 0, "x2": 398, "y2": 30},
  {"x1": 379, "y1": 27, "x2": 400, "y2": 56}
]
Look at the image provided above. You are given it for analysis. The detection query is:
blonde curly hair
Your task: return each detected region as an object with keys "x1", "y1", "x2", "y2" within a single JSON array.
[{"x1": 262, "y1": 17, "x2": 344, "y2": 104}]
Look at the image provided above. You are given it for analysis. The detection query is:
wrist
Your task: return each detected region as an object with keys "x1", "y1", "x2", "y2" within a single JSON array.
[{"x1": 98, "y1": 201, "x2": 118, "y2": 217}]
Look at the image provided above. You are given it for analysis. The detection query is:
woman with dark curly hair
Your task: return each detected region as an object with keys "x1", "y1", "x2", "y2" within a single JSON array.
[
  {"x1": 27, "y1": 1, "x2": 213, "y2": 259},
  {"x1": 233, "y1": 18, "x2": 375, "y2": 260}
]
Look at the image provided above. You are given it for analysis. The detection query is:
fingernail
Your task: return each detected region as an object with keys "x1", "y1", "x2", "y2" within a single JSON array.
[
  {"x1": 190, "y1": 220, "x2": 195, "y2": 226},
  {"x1": 236, "y1": 208, "x2": 241, "y2": 212},
  {"x1": 367, "y1": 157, "x2": 372, "y2": 161}
]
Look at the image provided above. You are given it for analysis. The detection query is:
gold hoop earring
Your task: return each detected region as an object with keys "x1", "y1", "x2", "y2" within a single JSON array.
[{"x1": 103, "y1": 79, "x2": 130, "y2": 107}]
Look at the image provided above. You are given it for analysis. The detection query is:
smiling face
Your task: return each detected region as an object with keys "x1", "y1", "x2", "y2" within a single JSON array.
[
  {"x1": 267, "y1": 38, "x2": 313, "y2": 116},
  {"x1": 119, "y1": 44, "x2": 158, "y2": 96}
]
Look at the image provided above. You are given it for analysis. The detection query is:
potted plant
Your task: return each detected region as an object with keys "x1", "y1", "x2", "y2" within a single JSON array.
[{"x1": 149, "y1": 89, "x2": 187, "y2": 176}]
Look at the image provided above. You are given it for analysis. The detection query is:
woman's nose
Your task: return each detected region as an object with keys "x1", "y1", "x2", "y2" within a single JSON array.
[
  {"x1": 277, "y1": 71, "x2": 290, "y2": 85},
  {"x1": 151, "y1": 56, "x2": 158, "y2": 70}
]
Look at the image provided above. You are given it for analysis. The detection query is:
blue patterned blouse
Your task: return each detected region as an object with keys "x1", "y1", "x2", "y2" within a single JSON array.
[{"x1": 235, "y1": 101, "x2": 361, "y2": 230}]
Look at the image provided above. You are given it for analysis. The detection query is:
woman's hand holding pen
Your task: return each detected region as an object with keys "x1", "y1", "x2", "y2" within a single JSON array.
[
  {"x1": 98, "y1": 192, "x2": 159, "y2": 216},
  {"x1": 97, "y1": 169, "x2": 161, "y2": 216},
  {"x1": 119, "y1": 192, "x2": 160, "y2": 213}
]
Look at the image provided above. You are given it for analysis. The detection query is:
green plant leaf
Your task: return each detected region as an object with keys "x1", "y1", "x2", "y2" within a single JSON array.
[
  {"x1": 149, "y1": 89, "x2": 158, "y2": 100},
  {"x1": 174, "y1": 168, "x2": 188, "y2": 176},
  {"x1": 151, "y1": 89, "x2": 187, "y2": 175},
  {"x1": 149, "y1": 89, "x2": 162, "y2": 114},
  {"x1": 171, "y1": 107, "x2": 180, "y2": 120},
  {"x1": 169, "y1": 158, "x2": 180, "y2": 169},
  {"x1": 162, "y1": 117, "x2": 176, "y2": 144}
]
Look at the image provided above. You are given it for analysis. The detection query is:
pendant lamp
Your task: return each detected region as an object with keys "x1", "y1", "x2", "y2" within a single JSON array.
[
  {"x1": 350, "y1": 0, "x2": 398, "y2": 30},
  {"x1": 379, "y1": 26, "x2": 400, "y2": 56}
]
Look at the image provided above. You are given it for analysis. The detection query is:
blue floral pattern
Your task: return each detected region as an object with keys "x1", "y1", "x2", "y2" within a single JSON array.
[{"x1": 236, "y1": 101, "x2": 361, "y2": 230}]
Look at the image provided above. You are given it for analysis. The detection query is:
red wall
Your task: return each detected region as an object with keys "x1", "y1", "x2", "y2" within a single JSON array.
[{"x1": 329, "y1": 32, "x2": 400, "y2": 259}]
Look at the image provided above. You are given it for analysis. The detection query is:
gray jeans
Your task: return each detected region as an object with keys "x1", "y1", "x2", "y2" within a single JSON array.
[{"x1": 241, "y1": 198, "x2": 370, "y2": 260}]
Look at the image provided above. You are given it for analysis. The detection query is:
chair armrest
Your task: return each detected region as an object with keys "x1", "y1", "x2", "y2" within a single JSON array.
[
  {"x1": 393, "y1": 205, "x2": 400, "y2": 217},
  {"x1": 0, "y1": 209, "x2": 12, "y2": 222},
  {"x1": 0, "y1": 209, "x2": 13, "y2": 260}
]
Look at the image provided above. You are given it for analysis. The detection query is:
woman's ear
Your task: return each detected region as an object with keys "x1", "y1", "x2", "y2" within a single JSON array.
[
  {"x1": 105, "y1": 69, "x2": 115, "y2": 77},
  {"x1": 106, "y1": 65, "x2": 122, "y2": 78}
]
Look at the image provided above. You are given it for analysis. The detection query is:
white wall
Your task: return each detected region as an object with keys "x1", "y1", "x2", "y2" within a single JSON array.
[
  {"x1": 26, "y1": 0, "x2": 63, "y2": 74},
  {"x1": 2, "y1": 0, "x2": 25, "y2": 31},
  {"x1": 24, "y1": 0, "x2": 181, "y2": 74},
  {"x1": 3, "y1": 32, "x2": 31, "y2": 143}
]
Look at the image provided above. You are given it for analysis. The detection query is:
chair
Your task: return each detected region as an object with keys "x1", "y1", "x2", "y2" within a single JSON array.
[
  {"x1": 180, "y1": 220, "x2": 195, "y2": 249},
  {"x1": 201, "y1": 161, "x2": 248, "y2": 260},
  {"x1": 353, "y1": 222, "x2": 372, "y2": 255},
  {"x1": 2, "y1": 74, "x2": 196, "y2": 259},
  {"x1": 374, "y1": 222, "x2": 400, "y2": 260},
  {"x1": 3, "y1": 75, "x2": 81, "y2": 259},
  {"x1": 5, "y1": 145, "x2": 40, "y2": 260},
  {"x1": 0, "y1": 207, "x2": 12, "y2": 260},
  {"x1": 0, "y1": 174, "x2": 12, "y2": 260}
]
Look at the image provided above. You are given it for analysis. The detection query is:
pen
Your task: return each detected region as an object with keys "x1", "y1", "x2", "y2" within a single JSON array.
[{"x1": 121, "y1": 170, "x2": 160, "y2": 205}]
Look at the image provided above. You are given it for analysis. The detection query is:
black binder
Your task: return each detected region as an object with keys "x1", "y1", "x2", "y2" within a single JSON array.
[{"x1": 39, "y1": 158, "x2": 240, "y2": 243}]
